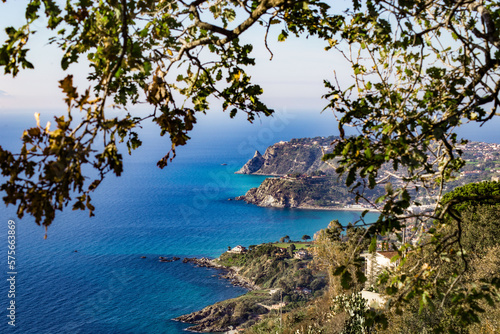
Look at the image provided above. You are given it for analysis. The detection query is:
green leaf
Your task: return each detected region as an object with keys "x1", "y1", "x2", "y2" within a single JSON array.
[
  {"x1": 369, "y1": 236, "x2": 377, "y2": 252},
  {"x1": 365, "y1": 147, "x2": 372, "y2": 158},
  {"x1": 278, "y1": 30, "x2": 288, "y2": 42},
  {"x1": 25, "y1": 0, "x2": 41, "y2": 21}
]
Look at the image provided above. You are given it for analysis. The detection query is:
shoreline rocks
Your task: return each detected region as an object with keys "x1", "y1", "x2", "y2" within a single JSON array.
[
  {"x1": 173, "y1": 298, "x2": 268, "y2": 333},
  {"x1": 173, "y1": 256, "x2": 263, "y2": 332},
  {"x1": 173, "y1": 245, "x2": 325, "y2": 333},
  {"x1": 159, "y1": 256, "x2": 180, "y2": 263}
]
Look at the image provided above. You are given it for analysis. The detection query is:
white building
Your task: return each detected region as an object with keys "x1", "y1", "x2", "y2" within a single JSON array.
[
  {"x1": 361, "y1": 251, "x2": 398, "y2": 286},
  {"x1": 294, "y1": 250, "x2": 310, "y2": 260},
  {"x1": 228, "y1": 245, "x2": 247, "y2": 254}
]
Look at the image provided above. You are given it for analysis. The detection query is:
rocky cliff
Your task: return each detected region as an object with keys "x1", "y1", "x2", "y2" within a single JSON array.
[
  {"x1": 237, "y1": 150, "x2": 265, "y2": 174},
  {"x1": 235, "y1": 136, "x2": 338, "y2": 175},
  {"x1": 236, "y1": 176, "x2": 351, "y2": 209},
  {"x1": 174, "y1": 296, "x2": 269, "y2": 332}
]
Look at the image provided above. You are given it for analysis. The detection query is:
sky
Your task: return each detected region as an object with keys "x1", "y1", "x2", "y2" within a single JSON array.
[
  {"x1": 0, "y1": 1, "x2": 351, "y2": 113},
  {"x1": 0, "y1": 1, "x2": 499, "y2": 143}
]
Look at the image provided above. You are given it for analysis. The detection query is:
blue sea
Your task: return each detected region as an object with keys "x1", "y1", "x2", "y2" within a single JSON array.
[{"x1": 0, "y1": 108, "x2": 498, "y2": 333}]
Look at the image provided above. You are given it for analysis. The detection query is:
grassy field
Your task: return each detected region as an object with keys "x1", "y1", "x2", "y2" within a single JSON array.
[{"x1": 272, "y1": 242, "x2": 313, "y2": 250}]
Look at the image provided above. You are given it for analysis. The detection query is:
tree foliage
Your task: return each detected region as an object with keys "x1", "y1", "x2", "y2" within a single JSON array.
[
  {"x1": 313, "y1": 220, "x2": 369, "y2": 295},
  {"x1": 318, "y1": 0, "x2": 500, "y2": 327},
  {"x1": 380, "y1": 190, "x2": 500, "y2": 333},
  {"x1": 0, "y1": 0, "x2": 334, "y2": 228},
  {"x1": 1, "y1": 0, "x2": 500, "y2": 329}
]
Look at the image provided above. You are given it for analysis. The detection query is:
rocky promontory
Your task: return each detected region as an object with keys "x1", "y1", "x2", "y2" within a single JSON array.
[
  {"x1": 235, "y1": 136, "x2": 338, "y2": 176},
  {"x1": 174, "y1": 295, "x2": 269, "y2": 333},
  {"x1": 237, "y1": 150, "x2": 265, "y2": 174},
  {"x1": 235, "y1": 176, "x2": 356, "y2": 209},
  {"x1": 174, "y1": 244, "x2": 326, "y2": 332},
  {"x1": 234, "y1": 136, "x2": 386, "y2": 209}
]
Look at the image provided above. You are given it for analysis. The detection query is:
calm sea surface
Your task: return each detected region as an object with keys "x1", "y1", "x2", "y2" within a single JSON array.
[{"x1": 6, "y1": 108, "x2": 483, "y2": 333}]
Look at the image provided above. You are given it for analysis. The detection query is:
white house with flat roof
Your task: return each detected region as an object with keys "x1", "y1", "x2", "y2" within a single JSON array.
[
  {"x1": 228, "y1": 245, "x2": 247, "y2": 254},
  {"x1": 361, "y1": 251, "x2": 398, "y2": 286}
]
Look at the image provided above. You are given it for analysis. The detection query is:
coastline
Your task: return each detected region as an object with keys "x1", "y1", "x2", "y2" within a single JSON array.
[
  {"x1": 181, "y1": 257, "x2": 259, "y2": 291},
  {"x1": 289, "y1": 205, "x2": 379, "y2": 213},
  {"x1": 174, "y1": 240, "x2": 326, "y2": 333},
  {"x1": 234, "y1": 198, "x2": 379, "y2": 213},
  {"x1": 234, "y1": 172, "x2": 380, "y2": 214},
  {"x1": 173, "y1": 257, "x2": 260, "y2": 333}
]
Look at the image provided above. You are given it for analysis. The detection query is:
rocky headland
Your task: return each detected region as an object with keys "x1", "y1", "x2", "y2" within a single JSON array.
[
  {"x1": 174, "y1": 244, "x2": 326, "y2": 332},
  {"x1": 174, "y1": 293, "x2": 269, "y2": 333},
  {"x1": 234, "y1": 136, "x2": 385, "y2": 210},
  {"x1": 235, "y1": 176, "x2": 350, "y2": 209},
  {"x1": 236, "y1": 137, "x2": 500, "y2": 211},
  {"x1": 235, "y1": 136, "x2": 338, "y2": 176}
]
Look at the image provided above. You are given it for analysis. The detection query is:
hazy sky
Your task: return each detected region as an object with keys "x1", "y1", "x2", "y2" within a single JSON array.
[
  {"x1": 0, "y1": 1, "x2": 350, "y2": 113},
  {"x1": 0, "y1": 2, "x2": 499, "y2": 143}
]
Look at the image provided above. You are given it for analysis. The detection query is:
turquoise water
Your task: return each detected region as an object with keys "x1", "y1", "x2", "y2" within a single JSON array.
[{"x1": 0, "y1": 110, "x2": 377, "y2": 333}]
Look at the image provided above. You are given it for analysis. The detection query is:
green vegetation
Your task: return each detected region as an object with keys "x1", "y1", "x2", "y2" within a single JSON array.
[
  {"x1": 331, "y1": 293, "x2": 371, "y2": 334},
  {"x1": 244, "y1": 293, "x2": 347, "y2": 334},
  {"x1": 319, "y1": 0, "x2": 500, "y2": 327},
  {"x1": 244, "y1": 221, "x2": 376, "y2": 334},
  {"x1": 175, "y1": 290, "x2": 270, "y2": 332},
  {"x1": 379, "y1": 182, "x2": 500, "y2": 333},
  {"x1": 441, "y1": 181, "x2": 500, "y2": 213},
  {"x1": 279, "y1": 235, "x2": 291, "y2": 243},
  {"x1": 218, "y1": 244, "x2": 324, "y2": 293},
  {"x1": 243, "y1": 184, "x2": 500, "y2": 333},
  {"x1": 179, "y1": 243, "x2": 327, "y2": 332}
]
